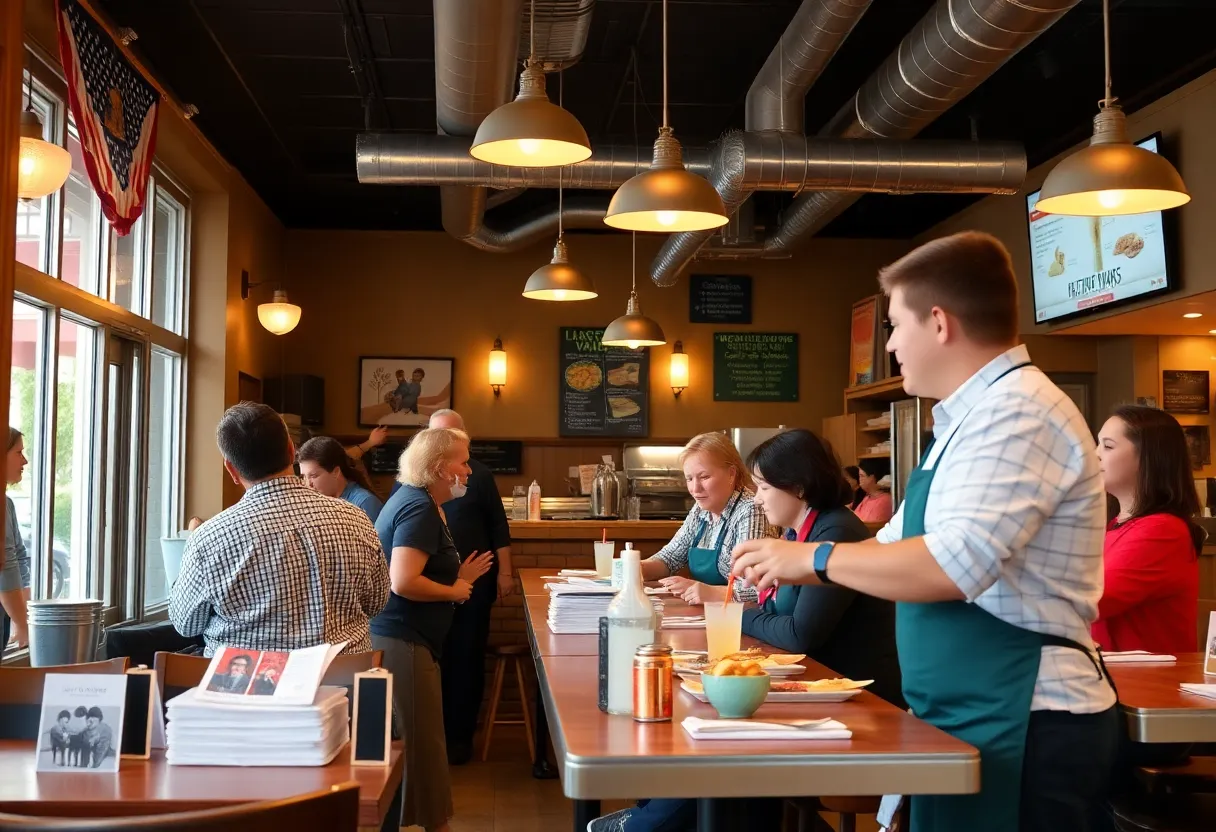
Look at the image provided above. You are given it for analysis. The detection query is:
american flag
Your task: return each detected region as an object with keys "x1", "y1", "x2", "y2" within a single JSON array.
[{"x1": 56, "y1": 0, "x2": 159, "y2": 237}]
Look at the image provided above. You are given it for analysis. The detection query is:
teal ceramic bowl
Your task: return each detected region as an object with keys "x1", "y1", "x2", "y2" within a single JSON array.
[{"x1": 699, "y1": 671, "x2": 771, "y2": 719}]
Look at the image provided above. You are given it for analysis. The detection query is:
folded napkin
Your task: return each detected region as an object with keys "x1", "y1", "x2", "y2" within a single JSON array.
[
  {"x1": 682, "y1": 716, "x2": 851, "y2": 741},
  {"x1": 1180, "y1": 683, "x2": 1216, "y2": 701},
  {"x1": 1101, "y1": 651, "x2": 1177, "y2": 663},
  {"x1": 661, "y1": 617, "x2": 705, "y2": 630}
]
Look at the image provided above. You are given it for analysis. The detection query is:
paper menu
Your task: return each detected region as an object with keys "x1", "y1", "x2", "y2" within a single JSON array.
[
  {"x1": 36, "y1": 673, "x2": 129, "y2": 773},
  {"x1": 195, "y1": 642, "x2": 347, "y2": 706}
]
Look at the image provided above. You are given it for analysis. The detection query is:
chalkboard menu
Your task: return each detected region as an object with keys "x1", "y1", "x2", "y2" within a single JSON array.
[
  {"x1": 1163, "y1": 370, "x2": 1210, "y2": 414},
  {"x1": 559, "y1": 327, "x2": 650, "y2": 437},
  {"x1": 469, "y1": 440, "x2": 523, "y2": 475},
  {"x1": 713, "y1": 332, "x2": 799, "y2": 402},
  {"x1": 690, "y1": 275, "x2": 752, "y2": 324}
]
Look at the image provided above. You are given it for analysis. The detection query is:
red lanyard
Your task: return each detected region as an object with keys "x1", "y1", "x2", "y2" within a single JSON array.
[{"x1": 757, "y1": 509, "x2": 818, "y2": 607}]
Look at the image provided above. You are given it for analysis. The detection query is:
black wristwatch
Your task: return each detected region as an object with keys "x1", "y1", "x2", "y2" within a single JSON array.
[{"x1": 813, "y1": 542, "x2": 835, "y2": 585}]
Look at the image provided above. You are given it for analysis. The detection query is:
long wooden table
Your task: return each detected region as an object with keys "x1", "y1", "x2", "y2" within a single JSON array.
[
  {"x1": 520, "y1": 568, "x2": 979, "y2": 831},
  {"x1": 0, "y1": 741, "x2": 404, "y2": 827},
  {"x1": 1108, "y1": 654, "x2": 1216, "y2": 743}
]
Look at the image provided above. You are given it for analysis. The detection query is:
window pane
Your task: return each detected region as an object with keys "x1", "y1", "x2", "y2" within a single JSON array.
[
  {"x1": 15, "y1": 79, "x2": 56, "y2": 274},
  {"x1": 108, "y1": 216, "x2": 145, "y2": 315},
  {"x1": 150, "y1": 188, "x2": 185, "y2": 332},
  {"x1": 144, "y1": 349, "x2": 180, "y2": 608},
  {"x1": 62, "y1": 121, "x2": 102, "y2": 295},
  {"x1": 9, "y1": 301, "x2": 45, "y2": 619},
  {"x1": 55, "y1": 318, "x2": 98, "y2": 601}
]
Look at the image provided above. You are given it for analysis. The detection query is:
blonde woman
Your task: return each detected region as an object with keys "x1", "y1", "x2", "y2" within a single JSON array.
[
  {"x1": 640, "y1": 432, "x2": 776, "y2": 604},
  {"x1": 370, "y1": 427, "x2": 493, "y2": 832}
]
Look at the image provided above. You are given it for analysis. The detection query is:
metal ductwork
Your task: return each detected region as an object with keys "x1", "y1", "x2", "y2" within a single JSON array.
[
  {"x1": 359, "y1": 132, "x2": 1023, "y2": 195},
  {"x1": 519, "y1": 0, "x2": 596, "y2": 70},
  {"x1": 760, "y1": 0, "x2": 1083, "y2": 255},
  {"x1": 651, "y1": 0, "x2": 873, "y2": 285},
  {"x1": 441, "y1": 190, "x2": 612, "y2": 253}
]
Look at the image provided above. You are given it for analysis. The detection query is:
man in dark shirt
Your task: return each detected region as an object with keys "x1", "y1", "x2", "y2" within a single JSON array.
[{"x1": 423, "y1": 409, "x2": 513, "y2": 764}]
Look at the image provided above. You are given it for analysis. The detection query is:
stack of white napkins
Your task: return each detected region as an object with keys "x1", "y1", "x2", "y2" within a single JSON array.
[
  {"x1": 1101, "y1": 651, "x2": 1177, "y2": 663},
  {"x1": 1180, "y1": 683, "x2": 1216, "y2": 701},
  {"x1": 546, "y1": 582, "x2": 663, "y2": 634},
  {"x1": 682, "y1": 716, "x2": 851, "y2": 741},
  {"x1": 661, "y1": 615, "x2": 705, "y2": 630},
  {"x1": 165, "y1": 686, "x2": 350, "y2": 766}
]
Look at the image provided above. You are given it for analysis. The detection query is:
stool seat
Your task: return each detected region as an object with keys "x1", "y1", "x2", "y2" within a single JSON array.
[
  {"x1": 481, "y1": 643, "x2": 535, "y2": 763},
  {"x1": 1137, "y1": 757, "x2": 1216, "y2": 795},
  {"x1": 1112, "y1": 791, "x2": 1216, "y2": 831},
  {"x1": 492, "y1": 643, "x2": 529, "y2": 657}
]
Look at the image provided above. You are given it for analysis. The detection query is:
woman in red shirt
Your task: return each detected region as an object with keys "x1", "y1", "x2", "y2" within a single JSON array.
[{"x1": 1094, "y1": 405, "x2": 1204, "y2": 653}]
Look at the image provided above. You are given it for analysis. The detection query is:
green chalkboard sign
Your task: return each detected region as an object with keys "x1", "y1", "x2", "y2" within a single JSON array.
[
  {"x1": 559, "y1": 327, "x2": 650, "y2": 437},
  {"x1": 712, "y1": 332, "x2": 799, "y2": 402}
]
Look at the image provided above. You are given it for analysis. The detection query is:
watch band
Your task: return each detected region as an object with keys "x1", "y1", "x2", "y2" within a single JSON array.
[{"x1": 813, "y1": 542, "x2": 835, "y2": 585}]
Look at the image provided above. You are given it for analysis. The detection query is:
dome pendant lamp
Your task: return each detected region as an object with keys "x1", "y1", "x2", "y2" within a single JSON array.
[
  {"x1": 523, "y1": 162, "x2": 597, "y2": 301},
  {"x1": 17, "y1": 70, "x2": 70, "y2": 201},
  {"x1": 1035, "y1": 0, "x2": 1188, "y2": 216},
  {"x1": 604, "y1": 0, "x2": 727, "y2": 232},
  {"x1": 602, "y1": 232, "x2": 666, "y2": 349},
  {"x1": 470, "y1": 0, "x2": 591, "y2": 168}
]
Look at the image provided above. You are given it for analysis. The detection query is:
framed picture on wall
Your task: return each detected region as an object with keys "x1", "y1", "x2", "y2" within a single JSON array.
[
  {"x1": 849, "y1": 295, "x2": 881, "y2": 388},
  {"x1": 1184, "y1": 425, "x2": 1210, "y2": 471},
  {"x1": 358, "y1": 356, "x2": 454, "y2": 428}
]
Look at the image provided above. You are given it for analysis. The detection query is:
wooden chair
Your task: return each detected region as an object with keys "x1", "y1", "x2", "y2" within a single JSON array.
[
  {"x1": 0, "y1": 782, "x2": 360, "y2": 831},
  {"x1": 0, "y1": 658, "x2": 129, "y2": 741},
  {"x1": 480, "y1": 643, "x2": 535, "y2": 762}
]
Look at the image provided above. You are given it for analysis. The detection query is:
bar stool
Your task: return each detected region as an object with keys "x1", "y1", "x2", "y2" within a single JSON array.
[{"x1": 480, "y1": 643, "x2": 535, "y2": 762}]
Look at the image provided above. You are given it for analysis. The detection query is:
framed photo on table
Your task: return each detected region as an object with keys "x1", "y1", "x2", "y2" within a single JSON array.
[{"x1": 358, "y1": 356, "x2": 455, "y2": 428}]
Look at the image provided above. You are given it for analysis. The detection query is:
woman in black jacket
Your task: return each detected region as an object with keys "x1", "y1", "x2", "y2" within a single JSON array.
[{"x1": 743, "y1": 429, "x2": 903, "y2": 707}]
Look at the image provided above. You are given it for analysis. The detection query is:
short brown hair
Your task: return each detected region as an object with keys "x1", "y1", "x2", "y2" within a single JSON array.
[
  {"x1": 878, "y1": 231, "x2": 1018, "y2": 346},
  {"x1": 216, "y1": 402, "x2": 293, "y2": 481}
]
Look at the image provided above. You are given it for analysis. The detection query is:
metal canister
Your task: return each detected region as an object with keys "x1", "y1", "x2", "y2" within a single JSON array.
[{"x1": 633, "y1": 643, "x2": 674, "y2": 723}]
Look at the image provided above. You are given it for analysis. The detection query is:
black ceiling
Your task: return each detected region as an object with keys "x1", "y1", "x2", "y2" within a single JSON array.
[{"x1": 93, "y1": 0, "x2": 1216, "y2": 238}]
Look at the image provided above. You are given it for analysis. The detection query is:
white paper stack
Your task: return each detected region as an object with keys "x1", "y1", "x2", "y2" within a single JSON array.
[
  {"x1": 165, "y1": 686, "x2": 350, "y2": 766},
  {"x1": 546, "y1": 582, "x2": 663, "y2": 634},
  {"x1": 1101, "y1": 651, "x2": 1177, "y2": 663}
]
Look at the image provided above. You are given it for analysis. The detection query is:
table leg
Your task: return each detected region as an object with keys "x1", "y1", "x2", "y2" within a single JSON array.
[
  {"x1": 532, "y1": 682, "x2": 557, "y2": 780},
  {"x1": 696, "y1": 798, "x2": 747, "y2": 832},
  {"x1": 573, "y1": 799, "x2": 602, "y2": 831}
]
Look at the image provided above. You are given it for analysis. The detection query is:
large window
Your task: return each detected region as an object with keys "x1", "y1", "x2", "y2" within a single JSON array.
[{"x1": 7, "y1": 53, "x2": 191, "y2": 656}]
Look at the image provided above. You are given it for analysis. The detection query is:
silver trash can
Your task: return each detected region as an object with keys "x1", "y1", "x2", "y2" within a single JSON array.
[{"x1": 27, "y1": 599, "x2": 103, "y2": 667}]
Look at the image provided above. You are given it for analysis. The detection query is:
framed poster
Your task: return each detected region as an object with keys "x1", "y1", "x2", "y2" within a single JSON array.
[
  {"x1": 358, "y1": 356, "x2": 454, "y2": 428},
  {"x1": 850, "y1": 296, "x2": 881, "y2": 387},
  {"x1": 1163, "y1": 370, "x2": 1210, "y2": 414},
  {"x1": 1184, "y1": 425, "x2": 1210, "y2": 471},
  {"x1": 559, "y1": 327, "x2": 649, "y2": 437}
]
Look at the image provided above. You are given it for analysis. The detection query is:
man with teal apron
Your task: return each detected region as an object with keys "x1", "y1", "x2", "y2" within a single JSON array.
[{"x1": 731, "y1": 232, "x2": 1120, "y2": 831}]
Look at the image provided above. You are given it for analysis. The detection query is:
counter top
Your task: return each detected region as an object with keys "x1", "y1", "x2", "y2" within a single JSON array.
[{"x1": 508, "y1": 519, "x2": 681, "y2": 540}]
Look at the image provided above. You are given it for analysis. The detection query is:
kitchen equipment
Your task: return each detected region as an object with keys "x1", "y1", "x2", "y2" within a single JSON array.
[
  {"x1": 727, "y1": 427, "x2": 787, "y2": 466},
  {"x1": 622, "y1": 446, "x2": 693, "y2": 519},
  {"x1": 890, "y1": 398, "x2": 934, "y2": 509},
  {"x1": 590, "y1": 463, "x2": 621, "y2": 519}
]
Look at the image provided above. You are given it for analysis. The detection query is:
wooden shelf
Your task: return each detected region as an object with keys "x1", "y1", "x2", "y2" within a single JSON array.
[
  {"x1": 858, "y1": 451, "x2": 892, "y2": 459},
  {"x1": 858, "y1": 424, "x2": 891, "y2": 433},
  {"x1": 844, "y1": 376, "x2": 907, "y2": 406}
]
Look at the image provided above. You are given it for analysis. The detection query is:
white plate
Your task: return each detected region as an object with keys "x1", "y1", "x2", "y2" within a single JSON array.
[
  {"x1": 680, "y1": 680, "x2": 863, "y2": 704},
  {"x1": 674, "y1": 662, "x2": 805, "y2": 676}
]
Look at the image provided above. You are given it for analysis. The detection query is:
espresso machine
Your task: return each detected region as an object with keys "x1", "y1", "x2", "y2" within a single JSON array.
[{"x1": 622, "y1": 446, "x2": 693, "y2": 520}]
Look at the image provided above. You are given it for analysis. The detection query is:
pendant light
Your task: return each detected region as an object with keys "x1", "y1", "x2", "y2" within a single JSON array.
[
  {"x1": 602, "y1": 232, "x2": 666, "y2": 348},
  {"x1": 470, "y1": 0, "x2": 591, "y2": 168},
  {"x1": 257, "y1": 290, "x2": 302, "y2": 336},
  {"x1": 524, "y1": 72, "x2": 597, "y2": 301},
  {"x1": 604, "y1": 0, "x2": 727, "y2": 232},
  {"x1": 1035, "y1": 0, "x2": 1188, "y2": 216},
  {"x1": 17, "y1": 70, "x2": 70, "y2": 201}
]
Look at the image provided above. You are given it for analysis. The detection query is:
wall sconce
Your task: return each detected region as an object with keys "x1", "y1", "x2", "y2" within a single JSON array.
[
  {"x1": 489, "y1": 337, "x2": 507, "y2": 396},
  {"x1": 242, "y1": 270, "x2": 302, "y2": 336},
  {"x1": 670, "y1": 340, "x2": 689, "y2": 398}
]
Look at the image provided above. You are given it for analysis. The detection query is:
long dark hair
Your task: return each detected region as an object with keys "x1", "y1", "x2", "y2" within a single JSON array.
[
  {"x1": 1109, "y1": 405, "x2": 1205, "y2": 554},
  {"x1": 296, "y1": 436, "x2": 373, "y2": 493},
  {"x1": 843, "y1": 465, "x2": 864, "y2": 510},
  {"x1": 745, "y1": 429, "x2": 851, "y2": 511}
]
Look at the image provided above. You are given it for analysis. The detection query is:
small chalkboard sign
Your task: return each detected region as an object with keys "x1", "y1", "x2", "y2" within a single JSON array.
[
  {"x1": 351, "y1": 669, "x2": 393, "y2": 766},
  {"x1": 469, "y1": 441, "x2": 523, "y2": 475},
  {"x1": 690, "y1": 275, "x2": 752, "y2": 324},
  {"x1": 1163, "y1": 370, "x2": 1210, "y2": 414},
  {"x1": 712, "y1": 332, "x2": 799, "y2": 402},
  {"x1": 121, "y1": 668, "x2": 156, "y2": 760}
]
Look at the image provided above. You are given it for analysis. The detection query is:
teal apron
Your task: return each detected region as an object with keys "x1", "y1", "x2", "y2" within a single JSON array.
[
  {"x1": 687, "y1": 492, "x2": 743, "y2": 586},
  {"x1": 897, "y1": 362, "x2": 1111, "y2": 832}
]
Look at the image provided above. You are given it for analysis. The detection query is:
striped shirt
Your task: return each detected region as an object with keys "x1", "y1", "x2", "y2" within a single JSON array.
[
  {"x1": 169, "y1": 476, "x2": 391, "y2": 658},
  {"x1": 877, "y1": 345, "x2": 1115, "y2": 713}
]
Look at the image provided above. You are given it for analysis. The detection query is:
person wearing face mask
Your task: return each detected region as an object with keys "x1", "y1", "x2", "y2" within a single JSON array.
[
  {"x1": 370, "y1": 427, "x2": 494, "y2": 832},
  {"x1": 1093, "y1": 405, "x2": 1202, "y2": 654},
  {"x1": 732, "y1": 233, "x2": 1118, "y2": 832},
  {"x1": 639, "y1": 432, "x2": 776, "y2": 605},
  {"x1": 296, "y1": 436, "x2": 384, "y2": 523}
]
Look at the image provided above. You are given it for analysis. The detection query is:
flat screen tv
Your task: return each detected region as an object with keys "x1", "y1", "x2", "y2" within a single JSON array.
[{"x1": 1027, "y1": 133, "x2": 1178, "y2": 325}]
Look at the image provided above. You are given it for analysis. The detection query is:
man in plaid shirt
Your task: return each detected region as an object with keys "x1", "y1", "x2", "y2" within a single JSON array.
[{"x1": 170, "y1": 402, "x2": 390, "y2": 657}]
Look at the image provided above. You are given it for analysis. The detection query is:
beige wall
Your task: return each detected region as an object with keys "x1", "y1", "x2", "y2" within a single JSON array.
[
  {"x1": 917, "y1": 68, "x2": 1216, "y2": 336},
  {"x1": 280, "y1": 230, "x2": 911, "y2": 440},
  {"x1": 1157, "y1": 336, "x2": 1216, "y2": 478}
]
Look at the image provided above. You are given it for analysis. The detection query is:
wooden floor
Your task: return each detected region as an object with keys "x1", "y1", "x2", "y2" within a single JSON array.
[{"x1": 400, "y1": 725, "x2": 877, "y2": 832}]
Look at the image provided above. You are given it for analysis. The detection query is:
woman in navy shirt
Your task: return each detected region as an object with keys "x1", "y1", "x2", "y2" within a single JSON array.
[{"x1": 297, "y1": 436, "x2": 384, "y2": 523}]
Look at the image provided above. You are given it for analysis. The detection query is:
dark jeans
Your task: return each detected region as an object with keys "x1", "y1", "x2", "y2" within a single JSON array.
[
  {"x1": 1020, "y1": 706, "x2": 1120, "y2": 832},
  {"x1": 440, "y1": 564, "x2": 498, "y2": 747},
  {"x1": 623, "y1": 798, "x2": 783, "y2": 831}
]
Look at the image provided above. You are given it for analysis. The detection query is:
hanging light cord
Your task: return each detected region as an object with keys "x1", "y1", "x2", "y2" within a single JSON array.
[
  {"x1": 631, "y1": 231, "x2": 637, "y2": 294},
  {"x1": 558, "y1": 69, "x2": 564, "y2": 240},
  {"x1": 529, "y1": 0, "x2": 536, "y2": 64},
  {"x1": 1101, "y1": 0, "x2": 1114, "y2": 109},
  {"x1": 661, "y1": 0, "x2": 669, "y2": 130}
]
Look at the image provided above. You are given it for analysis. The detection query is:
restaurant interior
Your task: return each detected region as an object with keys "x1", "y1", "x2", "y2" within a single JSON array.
[{"x1": 3, "y1": 0, "x2": 1216, "y2": 830}]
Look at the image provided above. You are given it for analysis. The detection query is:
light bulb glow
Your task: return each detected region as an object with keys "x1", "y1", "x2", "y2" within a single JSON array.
[
  {"x1": 488, "y1": 348, "x2": 507, "y2": 388},
  {"x1": 19, "y1": 156, "x2": 36, "y2": 176},
  {"x1": 626, "y1": 340, "x2": 640, "y2": 350},
  {"x1": 552, "y1": 289, "x2": 567, "y2": 300},
  {"x1": 670, "y1": 350, "x2": 689, "y2": 389},
  {"x1": 517, "y1": 138, "x2": 541, "y2": 155},
  {"x1": 17, "y1": 136, "x2": 72, "y2": 200},
  {"x1": 1096, "y1": 190, "x2": 1125, "y2": 209},
  {"x1": 656, "y1": 211, "x2": 679, "y2": 227}
]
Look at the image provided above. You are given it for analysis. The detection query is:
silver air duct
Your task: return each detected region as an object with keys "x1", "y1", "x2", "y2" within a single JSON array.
[
  {"x1": 761, "y1": 0, "x2": 1083, "y2": 254},
  {"x1": 649, "y1": 0, "x2": 873, "y2": 284},
  {"x1": 520, "y1": 0, "x2": 596, "y2": 70}
]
